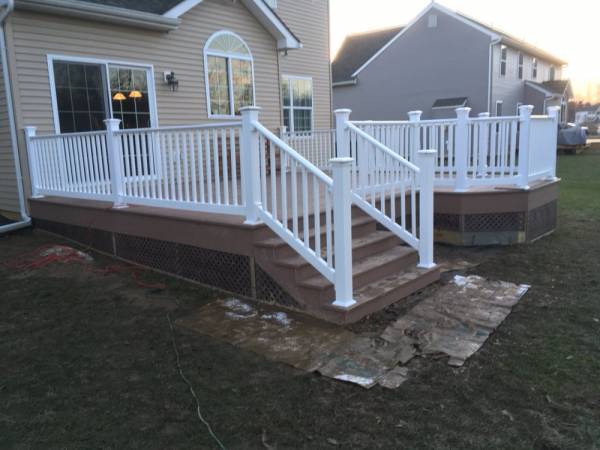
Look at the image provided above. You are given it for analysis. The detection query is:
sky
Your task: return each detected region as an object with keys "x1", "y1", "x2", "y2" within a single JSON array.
[{"x1": 330, "y1": 0, "x2": 600, "y2": 101}]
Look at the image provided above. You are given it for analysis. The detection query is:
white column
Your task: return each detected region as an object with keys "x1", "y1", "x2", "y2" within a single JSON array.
[
  {"x1": 23, "y1": 126, "x2": 42, "y2": 198},
  {"x1": 240, "y1": 106, "x2": 262, "y2": 225},
  {"x1": 546, "y1": 106, "x2": 561, "y2": 180},
  {"x1": 417, "y1": 149, "x2": 436, "y2": 269},
  {"x1": 331, "y1": 157, "x2": 355, "y2": 308},
  {"x1": 454, "y1": 107, "x2": 472, "y2": 191},
  {"x1": 408, "y1": 110, "x2": 422, "y2": 162},
  {"x1": 477, "y1": 112, "x2": 490, "y2": 176},
  {"x1": 517, "y1": 105, "x2": 534, "y2": 189},
  {"x1": 104, "y1": 119, "x2": 126, "y2": 208},
  {"x1": 334, "y1": 109, "x2": 351, "y2": 158}
]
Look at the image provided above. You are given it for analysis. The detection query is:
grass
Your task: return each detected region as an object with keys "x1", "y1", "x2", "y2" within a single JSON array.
[{"x1": 1, "y1": 154, "x2": 600, "y2": 449}]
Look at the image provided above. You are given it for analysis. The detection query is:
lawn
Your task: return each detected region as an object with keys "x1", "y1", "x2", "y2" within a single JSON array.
[{"x1": 1, "y1": 154, "x2": 599, "y2": 449}]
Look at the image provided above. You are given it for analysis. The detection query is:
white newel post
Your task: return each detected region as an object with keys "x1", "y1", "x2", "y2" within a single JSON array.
[
  {"x1": 334, "y1": 109, "x2": 351, "y2": 158},
  {"x1": 23, "y1": 126, "x2": 42, "y2": 198},
  {"x1": 454, "y1": 107, "x2": 471, "y2": 191},
  {"x1": 547, "y1": 106, "x2": 561, "y2": 180},
  {"x1": 240, "y1": 106, "x2": 262, "y2": 224},
  {"x1": 408, "y1": 110, "x2": 422, "y2": 162},
  {"x1": 331, "y1": 157, "x2": 356, "y2": 308},
  {"x1": 517, "y1": 105, "x2": 534, "y2": 189},
  {"x1": 417, "y1": 149, "x2": 436, "y2": 269},
  {"x1": 104, "y1": 119, "x2": 126, "y2": 208},
  {"x1": 477, "y1": 112, "x2": 490, "y2": 176}
]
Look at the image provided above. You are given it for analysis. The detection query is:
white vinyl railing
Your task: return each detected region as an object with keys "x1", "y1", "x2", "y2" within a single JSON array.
[{"x1": 281, "y1": 129, "x2": 336, "y2": 169}]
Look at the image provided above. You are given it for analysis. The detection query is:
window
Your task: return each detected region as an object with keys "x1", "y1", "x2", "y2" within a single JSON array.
[
  {"x1": 204, "y1": 31, "x2": 255, "y2": 117},
  {"x1": 495, "y1": 100, "x2": 503, "y2": 117},
  {"x1": 282, "y1": 76, "x2": 313, "y2": 132},
  {"x1": 532, "y1": 58, "x2": 538, "y2": 79},
  {"x1": 549, "y1": 65, "x2": 556, "y2": 81},
  {"x1": 500, "y1": 45, "x2": 508, "y2": 76},
  {"x1": 50, "y1": 56, "x2": 156, "y2": 133},
  {"x1": 428, "y1": 14, "x2": 437, "y2": 28},
  {"x1": 518, "y1": 52, "x2": 523, "y2": 79}
]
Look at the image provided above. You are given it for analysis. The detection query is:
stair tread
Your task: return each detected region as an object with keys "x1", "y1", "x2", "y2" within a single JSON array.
[
  {"x1": 276, "y1": 230, "x2": 397, "y2": 268},
  {"x1": 300, "y1": 245, "x2": 416, "y2": 289},
  {"x1": 353, "y1": 266, "x2": 436, "y2": 305},
  {"x1": 255, "y1": 216, "x2": 374, "y2": 248}
]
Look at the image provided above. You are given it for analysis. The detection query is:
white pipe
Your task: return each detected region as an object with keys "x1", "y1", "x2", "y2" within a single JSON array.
[{"x1": 0, "y1": 0, "x2": 32, "y2": 234}]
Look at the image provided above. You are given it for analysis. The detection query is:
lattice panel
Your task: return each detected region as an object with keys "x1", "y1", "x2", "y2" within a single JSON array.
[
  {"x1": 434, "y1": 213, "x2": 460, "y2": 231},
  {"x1": 35, "y1": 219, "x2": 114, "y2": 254},
  {"x1": 255, "y1": 264, "x2": 302, "y2": 310},
  {"x1": 464, "y1": 212, "x2": 525, "y2": 233},
  {"x1": 527, "y1": 201, "x2": 557, "y2": 240},
  {"x1": 114, "y1": 234, "x2": 179, "y2": 274}
]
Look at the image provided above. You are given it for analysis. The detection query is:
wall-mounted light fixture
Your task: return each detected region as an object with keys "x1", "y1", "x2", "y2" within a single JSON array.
[{"x1": 164, "y1": 71, "x2": 179, "y2": 92}]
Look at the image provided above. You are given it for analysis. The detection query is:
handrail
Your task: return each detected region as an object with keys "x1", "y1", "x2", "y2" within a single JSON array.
[
  {"x1": 114, "y1": 122, "x2": 241, "y2": 134},
  {"x1": 346, "y1": 121, "x2": 420, "y2": 173},
  {"x1": 252, "y1": 120, "x2": 333, "y2": 186}
]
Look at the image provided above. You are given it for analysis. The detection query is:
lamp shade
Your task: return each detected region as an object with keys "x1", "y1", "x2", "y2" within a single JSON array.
[
  {"x1": 112, "y1": 92, "x2": 126, "y2": 101},
  {"x1": 129, "y1": 90, "x2": 143, "y2": 99}
]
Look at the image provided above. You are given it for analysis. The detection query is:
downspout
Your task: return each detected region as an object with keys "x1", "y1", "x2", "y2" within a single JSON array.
[
  {"x1": 0, "y1": 0, "x2": 32, "y2": 234},
  {"x1": 487, "y1": 37, "x2": 501, "y2": 113}
]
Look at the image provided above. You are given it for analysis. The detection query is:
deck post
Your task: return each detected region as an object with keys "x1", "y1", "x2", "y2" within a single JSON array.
[
  {"x1": 104, "y1": 119, "x2": 126, "y2": 208},
  {"x1": 408, "y1": 110, "x2": 422, "y2": 162},
  {"x1": 546, "y1": 106, "x2": 561, "y2": 180},
  {"x1": 517, "y1": 105, "x2": 534, "y2": 189},
  {"x1": 241, "y1": 106, "x2": 262, "y2": 224},
  {"x1": 23, "y1": 126, "x2": 42, "y2": 198},
  {"x1": 454, "y1": 107, "x2": 471, "y2": 192},
  {"x1": 417, "y1": 149, "x2": 437, "y2": 269},
  {"x1": 477, "y1": 112, "x2": 490, "y2": 176},
  {"x1": 334, "y1": 109, "x2": 351, "y2": 158},
  {"x1": 331, "y1": 157, "x2": 356, "y2": 308}
]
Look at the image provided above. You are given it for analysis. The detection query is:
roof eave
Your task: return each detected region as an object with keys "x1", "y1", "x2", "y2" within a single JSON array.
[
  {"x1": 15, "y1": 0, "x2": 180, "y2": 31},
  {"x1": 332, "y1": 79, "x2": 357, "y2": 87}
]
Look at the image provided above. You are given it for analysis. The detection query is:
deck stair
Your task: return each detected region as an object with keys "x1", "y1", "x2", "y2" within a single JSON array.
[{"x1": 254, "y1": 208, "x2": 439, "y2": 324}]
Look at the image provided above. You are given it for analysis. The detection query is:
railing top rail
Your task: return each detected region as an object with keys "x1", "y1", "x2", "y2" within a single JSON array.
[
  {"x1": 346, "y1": 122, "x2": 420, "y2": 173},
  {"x1": 470, "y1": 115, "x2": 520, "y2": 122},
  {"x1": 252, "y1": 120, "x2": 333, "y2": 187},
  {"x1": 350, "y1": 120, "x2": 411, "y2": 125},
  {"x1": 283, "y1": 129, "x2": 335, "y2": 136},
  {"x1": 114, "y1": 122, "x2": 241, "y2": 134},
  {"x1": 30, "y1": 129, "x2": 108, "y2": 140},
  {"x1": 530, "y1": 115, "x2": 553, "y2": 121}
]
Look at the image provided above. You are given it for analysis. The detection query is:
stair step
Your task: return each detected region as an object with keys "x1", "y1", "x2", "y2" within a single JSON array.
[
  {"x1": 255, "y1": 216, "x2": 375, "y2": 250},
  {"x1": 276, "y1": 230, "x2": 398, "y2": 271},
  {"x1": 299, "y1": 245, "x2": 417, "y2": 291}
]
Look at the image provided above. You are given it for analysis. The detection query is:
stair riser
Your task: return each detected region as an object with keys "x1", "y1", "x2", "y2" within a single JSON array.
[{"x1": 287, "y1": 206, "x2": 369, "y2": 230}]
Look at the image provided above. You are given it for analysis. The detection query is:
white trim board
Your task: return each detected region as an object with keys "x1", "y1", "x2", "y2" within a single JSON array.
[{"x1": 350, "y1": 2, "x2": 499, "y2": 79}]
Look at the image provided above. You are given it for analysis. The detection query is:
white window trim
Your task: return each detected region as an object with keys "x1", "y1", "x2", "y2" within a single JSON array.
[
  {"x1": 282, "y1": 75, "x2": 314, "y2": 134},
  {"x1": 204, "y1": 30, "x2": 256, "y2": 120},
  {"x1": 531, "y1": 58, "x2": 538, "y2": 80},
  {"x1": 500, "y1": 45, "x2": 508, "y2": 77},
  {"x1": 47, "y1": 54, "x2": 159, "y2": 134}
]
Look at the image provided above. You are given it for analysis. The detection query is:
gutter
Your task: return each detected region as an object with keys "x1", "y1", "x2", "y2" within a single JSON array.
[
  {"x1": 332, "y1": 79, "x2": 357, "y2": 87},
  {"x1": 0, "y1": 0, "x2": 31, "y2": 234},
  {"x1": 16, "y1": 0, "x2": 180, "y2": 32}
]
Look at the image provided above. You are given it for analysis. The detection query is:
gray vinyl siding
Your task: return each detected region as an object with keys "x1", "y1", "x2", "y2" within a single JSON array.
[
  {"x1": 5, "y1": 0, "x2": 283, "y2": 195},
  {"x1": 332, "y1": 10, "x2": 490, "y2": 120},
  {"x1": 275, "y1": 0, "x2": 332, "y2": 130},
  {"x1": 0, "y1": 51, "x2": 19, "y2": 214}
]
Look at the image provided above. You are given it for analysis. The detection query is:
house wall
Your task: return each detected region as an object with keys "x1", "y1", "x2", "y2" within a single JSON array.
[
  {"x1": 4, "y1": 0, "x2": 284, "y2": 198},
  {"x1": 524, "y1": 85, "x2": 547, "y2": 114},
  {"x1": 0, "y1": 46, "x2": 20, "y2": 215},
  {"x1": 276, "y1": 0, "x2": 332, "y2": 130},
  {"x1": 490, "y1": 44, "x2": 564, "y2": 116},
  {"x1": 332, "y1": 9, "x2": 491, "y2": 120}
]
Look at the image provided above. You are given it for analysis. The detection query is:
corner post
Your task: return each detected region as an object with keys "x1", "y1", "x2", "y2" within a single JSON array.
[
  {"x1": 334, "y1": 109, "x2": 351, "y2": 158},
  {"x1": 104, "y1": 119, "x2": 126, "y2": 208},
  {"x1": 331, "y1": 157, "x2": 355, "y2": 308},
  {"x1": 408, "y1": 110, "x2": 422, "y2": 162},
  {"x1": 454, "y1": 107, "x2": 472, "y2": 192},
  {"x1": 517, "y1": 105, "x2": 534, "y2": 189},
  {"x1": 417, "y1": 149, "x2": 436, "y2": 269},
  {"x1": 23, "y1": 126, "x2": 42, "y2": 198},
  {"x1": 240, "y1": 106, "x2": 262, "y2": 224},
  {"x1": 477, "y1": 112, "x2": 490, "y2": 176},
  {"x1": 546, "y1": 106, "x2": 561, "y2": 180}
]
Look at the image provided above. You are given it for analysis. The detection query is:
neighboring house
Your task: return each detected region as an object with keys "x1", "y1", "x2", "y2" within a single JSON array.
[
  {"x1": 0, "y1": 0, "x2": 332, "y2": 219},
  {"x1": 332, "y1": 2, "x2": 571, "y2": 121}
]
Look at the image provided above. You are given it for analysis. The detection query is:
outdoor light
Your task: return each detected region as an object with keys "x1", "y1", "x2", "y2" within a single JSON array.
[
  {"x1": 165, "y1": 71, "x2": 179, "y2": 91},
  {"x1": 128, "y1": 90, "x2": 143, "y2": 99},
  {"x1": 112, "y1": 92, "x2": 126, "y2": 101}
]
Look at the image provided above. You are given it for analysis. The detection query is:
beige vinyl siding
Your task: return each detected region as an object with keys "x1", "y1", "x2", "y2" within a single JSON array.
[
  {"x1": 276, "y1": 0, "x2": 332, "y2": 130},
  {"x1": 0, "y1": 52, "x2": 20, "y2": 214}
]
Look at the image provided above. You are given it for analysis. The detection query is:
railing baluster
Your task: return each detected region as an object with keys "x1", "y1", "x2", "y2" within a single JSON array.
[
  {"x1": 230, "y1": 128, "x2": 238, "y2": 205},
  {"x1": 221, "y1": 128, "x2": 229, "y2": 205},
  {"x1": 302, "y1": 167, "x2": 309, "y2": 248},
  {"x1": 197, "y1": 130, "x2": 205, "y2": 203},
  {"x1": 291, "y1": 158, "x2": 299, "y2": 238},
  {"x1": 204, "y1": 131, "x2": 212, "y2": 203},
  {"x1": 212, "y1": 130, "x2": 221, "y2": 204},
  {"x1": 313, "y1": 175, "x2": 321, "y2": 259}
]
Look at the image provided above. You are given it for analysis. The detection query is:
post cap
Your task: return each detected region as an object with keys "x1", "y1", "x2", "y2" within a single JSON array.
[
  {"x1": 518, "y1": 104, "x2": 534, "y2": 117},
  {"x1": 239, "y1": 106, "x2": 262, "y2": 112},
  {"x1": 478, "y1": 112, "x2": 490, "y2": 117},
  {"x1": 417, "y1": 149, "x2": 438, "y2": 155},
  {"x1": 455, "y1": 107, "x2": 472, "y2": 118},
  {"x1": 103, "y1": 118, "x2": 121, "y2": 130},
  {"x1": 408, "y1": 110, "x2": 422, "y2": 120},
  {"x1": 330, "y1": 157, "x2": 354, "y2": 166}
]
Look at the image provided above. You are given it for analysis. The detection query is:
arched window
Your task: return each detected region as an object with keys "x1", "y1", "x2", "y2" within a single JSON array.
[{"x1": 204, "y1": 31, "x2": 255, "y2": 117}]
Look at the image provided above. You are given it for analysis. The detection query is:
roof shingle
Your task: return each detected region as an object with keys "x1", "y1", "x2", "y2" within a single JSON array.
[{"x1": 72, "y1": 0, "x2": 183, "y2": 15}]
